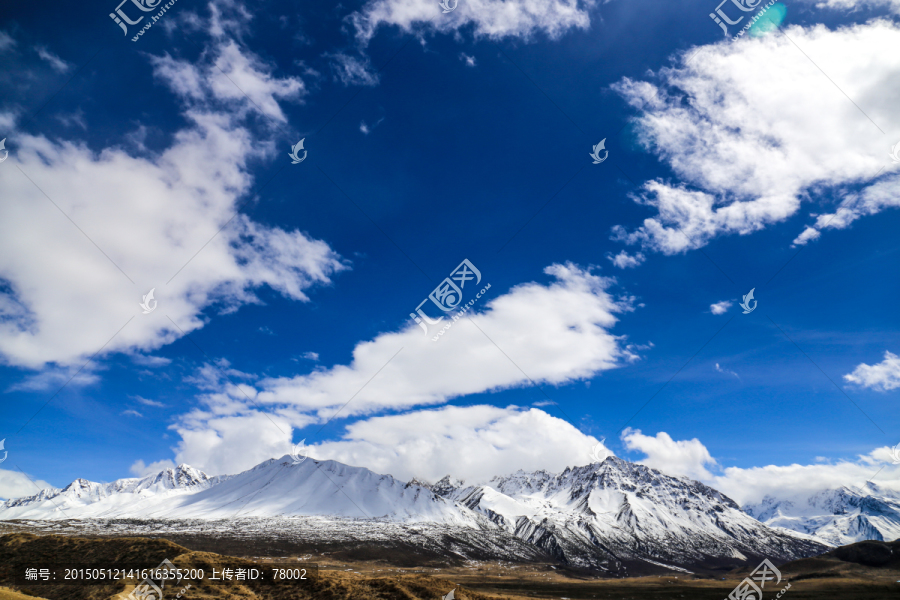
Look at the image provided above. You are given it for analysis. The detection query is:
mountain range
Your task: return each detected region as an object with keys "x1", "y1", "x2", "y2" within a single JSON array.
[
  {"x1": 744, "y1": 482, "x2": 900, "y2": 546},
  {"x1": 3, "y1": 455, "x2": 892, "y2": 575}
]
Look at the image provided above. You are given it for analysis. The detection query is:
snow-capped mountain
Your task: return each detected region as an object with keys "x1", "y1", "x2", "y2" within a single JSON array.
[
  {"x1": 424, "y1": 456, "x2": 826, "y2": 573},
  {"x1": 0, "y1": 465, "x2": 222, "y2": 519},
  {"x1": 0, "y1": 458, "x2": 471, "y2": 523},
  {"x1": 1, "y1": 456, "x2": 828, "y2": 574},
  {"x1": 744, "y1": 482, "x2": 900, "y2": 546}
]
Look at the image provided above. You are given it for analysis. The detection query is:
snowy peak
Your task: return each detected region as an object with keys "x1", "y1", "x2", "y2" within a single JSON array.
[
  {"x1": 0, "y1": 464, "x2": 216, "y2": 519},
  {"x1": 744, "y1": 484, "x2": 900, "y2": 546},
  {"x1": 0, "y1": 454, "x2": 831, "y2": 572},
  {"x1": 440, "y1": 457, "x2": 825, "y2": 571},
  {"x1": 429, "y1": 475, "x2": 465, "y2": 497}
]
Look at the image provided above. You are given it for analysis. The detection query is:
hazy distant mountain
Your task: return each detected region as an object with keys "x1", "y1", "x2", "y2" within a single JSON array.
[
  {"x1": 1, "y1": 455, "x2": 828, "y2": 574},
  {"x1": 744, "y1": 482, "x2": 900, "y2": 546}
]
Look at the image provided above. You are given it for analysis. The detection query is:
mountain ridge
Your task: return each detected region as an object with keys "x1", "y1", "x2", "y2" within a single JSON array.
[
  {"x1": 1, "y1": 455, "x2": 830, "y2": 574},
  {"x1": 744, "y1": 482, "x2": 900, "y2": 546}
]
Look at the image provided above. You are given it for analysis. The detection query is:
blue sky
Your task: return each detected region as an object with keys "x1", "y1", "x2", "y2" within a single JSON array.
[{"x1": 0, "y1": 0, "x2": 898, "y2": 506}]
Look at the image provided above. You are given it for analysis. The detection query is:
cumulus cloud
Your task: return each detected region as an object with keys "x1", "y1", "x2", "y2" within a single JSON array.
[
  {"x1": 622, "y1": 428, "x2": 718, "y2": 480},
  {"x1": 0, "y1": 43, "x2": 344, "y2": 371},
  {"x1": 844, "y1": 350, "x2": 900, "y2": 391},
  {"x1": 129, "y1": 458, "x2": 177, "y2": 477},
  {"x1": 172, "y1": 408, "x2": 305, "y2": 476},
  {"x1": 623, "y1": 429, "x2": 900, "y2": 505},
  {"x1": 611, "y1": 20, "x2": 900, "y2": 256},
  {"x1": 167, "y1": 263, "x2": 635, "y2": 474},
  {"x1": 312, "y1": 405, "x2": 609, "y2": 483},
  {"x1": 253, "y1": 263, "x2": 632, "y2": 418},
  {"x1": 792, "y1": 173, "x2": 900, "y2": 245},
  {"x1": 710, "y1": 300, "x2": 732, "y2": 315},
  {"x1": 607, "y1": 250, "x2": 645, "y2": 269},
  {"x1": 349, "y1": 0, "x2": 599, "y2": 44},
  {"x1": 150, "y1": 40, "x2": 306, "y2": 122},
  {"x1": 0, "y1": 469, "x2": 54, "y2": 502},
  {"x1": 711, "y1": 446, "x2": 900, "y2": 506}
]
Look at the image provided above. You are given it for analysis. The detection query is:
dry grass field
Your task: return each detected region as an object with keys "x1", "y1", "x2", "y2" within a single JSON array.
[{"x1": 0, "y1": 533, "x2": 897, "y2": 600}]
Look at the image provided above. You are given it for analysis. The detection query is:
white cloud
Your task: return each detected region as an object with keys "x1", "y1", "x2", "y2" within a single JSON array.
[
  {"x1": 207, "y1": 0, "x2": 254, "y2": 39},
  {"x1": 711, "y1": 447, "x2": 900, "y2": 506},
  {"x1": 622, "y1": 430, "x2": 900, "y2": 505},
  {"x1": 611, "y1": 20, "x2": 900, "y2": 256},
  {"x1": 311, "y1": 405, "x2": 609, "y2": 483},
  {"x1": 35, "y1": 47, "x2": 70, "y2": 73},
  {"x1": 844, "y1": 350, "x2": 900, "y2": 391},
  {"x1": 253, "y1": 263, "x2": 632, "y2": 419},
  {"x1": 792, "y1": 173, "x2": 900, "y2": 245},
  {"x1": 350, "y1": 0, "x2": 599, "y2": 44},
  {"x1": 622, "y1": 428, "x2": 718, "y2": 480},
  {"x1": 55, "y1": 110, "x2": 87, "y2": 130},
  {"x1": 300, "y1": 351, "x2": 319, "y2": 361},
  {"x1": 6, "y1": 367, "x2": 100, "y2": 392},
  {"x1": 607, "y1": 250, "x2": 645, "y2": 269},
  {"x1": 165, "y1": 263, "x2": 634, "y2": 474},
  {"x1": 150, "y1": 40, "x2": 306, "y2": 122},
  {"x1": 0, "y1": 31, "x2": 15, "y2": 52},
  {"x1": 0, "y1": 44, "x2": 345, "y2": 371},
  {"x1": 328, "y1": 53, "x2": 380, "y2": 86},
  {"x1": 134, "y1": 395, "x2": 166, "y2": 407},
  {"x1": 710, "y1": 300, "x2": 732, "y2": 315},
  {"x1": 797, "y1": 0, "x2": 900, "y2": 15},
  {"x1": 715, "y1": 362, "x2": 739, "y2": 379},
  {"x1": 122, "y1": 409, "x2": 144, "y2": 418},
  {"x1": 129, "y1": 458, "x2": 177, "y2": 477},
  {"x1": 0, "y1": 110, "x2": 16, "y2": 131},
  {"x1": 460, "y1": 53, "x2": 476, "y2": 67},
  {"x1": 0, "y1": 469, "x2": 53, "y2": 502},
  {"x1": 132, "y1": 355, "x2": 172, "y2": 367},
  {"x1": 359, "y1": 117, "x2": 384, "y2": 135},
  {"x1": 172, "y1": 409, "x2": 303, "y2": 476}
]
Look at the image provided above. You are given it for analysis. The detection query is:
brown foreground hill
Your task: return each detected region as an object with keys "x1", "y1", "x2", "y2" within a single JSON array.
[{"x1": 0, "y1": 533, "x2": 898, "y2": 600}]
